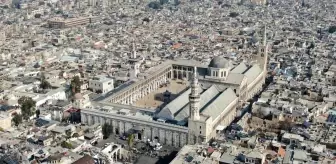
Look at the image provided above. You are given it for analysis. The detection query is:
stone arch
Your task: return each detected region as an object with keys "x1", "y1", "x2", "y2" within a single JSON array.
[
  {"x1": 182, "y1": 71, "x2": 187, "y2": 78},
  {"x1": 178, "y1": 71, "x2": 182, "y2": 79},
  {"x1": 173, "y1": 70, "x2": 177, "y2": 79}
]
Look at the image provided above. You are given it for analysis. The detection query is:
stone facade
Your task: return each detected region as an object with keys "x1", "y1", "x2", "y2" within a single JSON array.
[{"x1": 81, "y1": 109, "x2": 188, "y2": 147}]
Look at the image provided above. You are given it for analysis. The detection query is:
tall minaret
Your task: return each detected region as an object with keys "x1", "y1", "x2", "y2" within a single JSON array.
[
  {"x1": 189, "y1": 66, "x2": 200, "y2": 120},
  {"x1": 258, "y1": 25, "x2": 269, "y2": 81}
]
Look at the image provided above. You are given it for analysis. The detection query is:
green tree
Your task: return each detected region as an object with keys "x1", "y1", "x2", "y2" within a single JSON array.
[
  {"x1": 102, "y1": 123, "x2": 113, "y2": 139},
  {"x1": 148, "y1": 1, "x2": 162, "y2": 9},
  {"x1": 65, "y1": 129, "x2": 72, "y2": 139},
  {"x1": 127, "y1": 133, "x2": 134, "y2": 149},
  {"x1": 159, "y1": 0, "x2": 168, "y2": 5},
  {"x1": 12, "y1": 114, "x2": 22, "y2": 126},
  {"x1": 61, "y1": 141, "x2": 73, "y2": 149},
  {"x1": 72, "y1": 133, "x2": 80, "y2": 138},
  {"x1": 18, "y1": 97, "x2": 36, "y2": 120},
  {"x1": 36, "y1": 109, "x2": 40, "y2": 118},
  {"x1": 70, "y1": 76, "x2": 82, "y2": 94},
  {"x1": 328, "y1": 26, "x2": 336, "y2": 33},
  {"x1": 40, "y1": 73, "x2": 52, "y2": 89},
  {"x1": 113, "y1": 80, "x2": 123, "y2": 88},
  {"x1": 229, "y1": 12, "x2": 239, "y2": 17}
]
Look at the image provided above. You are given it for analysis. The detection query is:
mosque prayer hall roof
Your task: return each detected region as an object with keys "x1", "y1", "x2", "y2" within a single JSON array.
[{"x1": 208, "y1": 56, "x2": 231, "y2": 68}]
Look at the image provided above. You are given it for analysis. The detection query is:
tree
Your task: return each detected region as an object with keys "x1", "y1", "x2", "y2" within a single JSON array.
[
  {"x1": 34, "y1": 13, "x2": 41, "y2": 18},
  {"x1": 72, "y1": 133, "x2": 80, "y2": 138},
  {"x1": 61, "y1": 141, "x2": 73, "y2": 149},
  {"x1": 36, "y1": 109, "x2": 40, "y2": 118},
  {"x1": 12, "y1": 114, "x2": 22, "y2": 126},
  {"x1": 114, "y1": 80, "x2": 122, "y2": 88},
  {"x1": 40, "y1": 73, "x2": 52, "y2": 89},
  {"x1": 274, "y1": 89, "x2": 279, "y2": 95},
  {"x1": 328, "y1": 26, "x2": 336, "y2": 34},
  {"x1": 70, "y1": 76, "x2": 82, "y2": 94},
  {"x1": 148, "y1": 1, "x2": 162, "y2": 9},
  {"x1": 18, "y1": 97, "x2": 36, "y2": 120},
  {"x1": 229, "y1": 12, "x2": 239, "y2": 17},
  {"x1": 159, "y1": 0, "x2": 168, "y2": 5},
  {"x1": 102, "y1": 123, "x2": 113, "y2": 139},
  {"x1": 127, "y1": 133, "x2": 134, "y2": 149},
  {"x1": 65, "y1": 129, "x2": 72, "y2": 139}
]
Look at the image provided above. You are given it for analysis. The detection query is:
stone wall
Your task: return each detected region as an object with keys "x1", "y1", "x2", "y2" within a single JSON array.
[{"x1": 81, "y1": 109, "x2": 188, "y2": 147}]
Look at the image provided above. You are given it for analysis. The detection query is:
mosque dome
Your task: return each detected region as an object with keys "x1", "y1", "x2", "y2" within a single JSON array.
[{"x1": 208, "y1": 56, "x2": 231, "y2": 68}]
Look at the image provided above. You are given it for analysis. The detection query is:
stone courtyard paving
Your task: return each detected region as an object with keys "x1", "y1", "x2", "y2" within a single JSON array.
[{"x1": 134, "y1": 79, "x2": 189, "y2": 110}]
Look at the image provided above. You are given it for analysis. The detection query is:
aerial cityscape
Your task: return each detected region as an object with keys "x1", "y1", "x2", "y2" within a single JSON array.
[{"x1": 0, "y1": 0, "x2": 335, "y2": 163}]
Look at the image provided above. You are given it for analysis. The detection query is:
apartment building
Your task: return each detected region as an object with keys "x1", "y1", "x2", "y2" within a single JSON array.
[
  {"x1": 88, "y1": 76, "x2": 114, "y2": 94},
  {"x1": 48, "y1": 17, "x2": 98, "y2": 29}
]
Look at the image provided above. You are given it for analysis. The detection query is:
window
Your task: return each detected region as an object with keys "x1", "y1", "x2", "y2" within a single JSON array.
[
  {"x1": 200, "y1": 131, "x2": 202, "y2": 134},
  {"x1": 200, "y1": 126, "x2": 201, "y2": 129},
  {"x1": 224, "y1": 71, "x2": 226, "y2": 77},
  {"x1": 221, "y1": 71, "x2": 224, "y2": 77}
]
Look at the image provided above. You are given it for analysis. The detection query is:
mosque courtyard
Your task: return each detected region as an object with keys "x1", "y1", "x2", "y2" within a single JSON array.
[{"x1": 133, "y1": 79, "x2": 189, "y2": 110}]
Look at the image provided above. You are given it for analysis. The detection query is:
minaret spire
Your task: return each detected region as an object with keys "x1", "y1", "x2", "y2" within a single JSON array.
[
  {"x1": 193, "y1": 66, "x2": 197, "y2": 82},
  {"x1": 263, "y1": 25, "x2": 267, "y2": 46},
  {"x1": 259, "y1": 25, "x2": 269, "y2": 82},
  {"x1": 189, "y1": 66, "x2": 200, "y2": 120}
]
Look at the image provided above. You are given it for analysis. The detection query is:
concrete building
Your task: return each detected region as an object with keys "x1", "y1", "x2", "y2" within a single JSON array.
[
  {"x1": 88, "y1": 76, "x2": 114, "y2": 94},
  {"x1": 47, "y1": 17, "x2": 97, "y2": 29},
  {"x1": 250, "y1": 0, "x2": 267, "y2": 5},
  {"x1": 0, "y1": 114, "x2": 11, "y2": 130}
]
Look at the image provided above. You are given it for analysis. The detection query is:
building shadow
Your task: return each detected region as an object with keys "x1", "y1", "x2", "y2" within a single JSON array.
[
  {"x1": 153, "y1": 93, "x2": 179, "y2": 102},
  {"x1": 155, "y1": 151, "x2": 178, "y2": 164}
]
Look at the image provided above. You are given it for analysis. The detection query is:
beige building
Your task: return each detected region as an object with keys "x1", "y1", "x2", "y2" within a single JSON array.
[
  {"x1": 80, "y1": 27, "x2": 269, "y2": 146},
  {"x1": 250, "y1": 0, "x2": 267, "y2": 5},
  {"x1": 48, "y1": 17, "x2": 97, "y2": 29},
  {"x1": 0, "y1": 114, "x2": 11, "y2": 130}
]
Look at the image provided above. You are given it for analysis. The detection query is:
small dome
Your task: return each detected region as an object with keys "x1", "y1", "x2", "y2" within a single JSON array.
[
  {"x1": 208, "y1": 56, "x2": 231, "y2": 68},
  {"x1": 74, "y1": 93, "x2": 83, "y2": 99}
]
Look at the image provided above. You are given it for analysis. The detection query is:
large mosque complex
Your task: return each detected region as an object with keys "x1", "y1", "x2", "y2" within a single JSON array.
[{"x1": 78, "y1": 28, "x2": 269, "y2": 147}]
